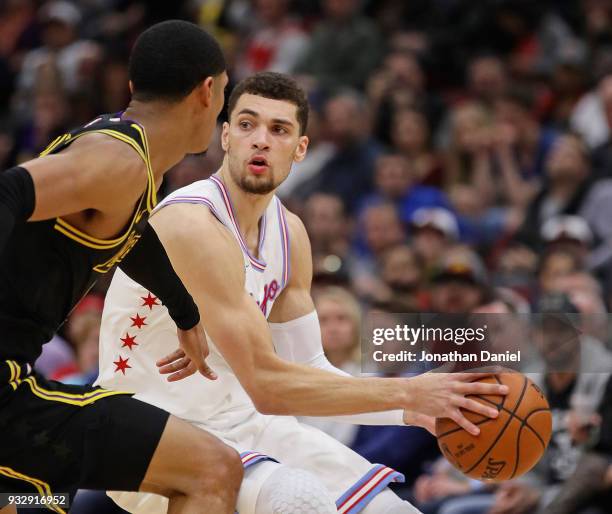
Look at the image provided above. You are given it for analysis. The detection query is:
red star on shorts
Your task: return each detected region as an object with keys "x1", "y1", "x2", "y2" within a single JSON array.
[
  {"x1": 130, "y1": 313, "x2": 147, "y2": 329},
  {"x1": 113, "y1": 356, "x2": 131, "y2": 375},
  {"x1": 120, "y1": 333, "x2": 138, "y2": 350},
  {"x1": 141, "y1": 292, "x2": 160, "y2": 310}
]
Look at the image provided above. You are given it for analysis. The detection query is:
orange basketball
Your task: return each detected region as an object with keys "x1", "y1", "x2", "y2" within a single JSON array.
[{"x1": 435, "y1": 372, "x2": 552, "y2": 482}]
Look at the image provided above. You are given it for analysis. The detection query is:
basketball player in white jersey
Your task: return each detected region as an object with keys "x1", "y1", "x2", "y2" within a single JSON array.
[{"x1": 96, "y1": 72, "x2": 507, "y2": 514}]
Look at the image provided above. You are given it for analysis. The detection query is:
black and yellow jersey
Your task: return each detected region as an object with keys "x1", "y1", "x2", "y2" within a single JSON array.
[{"x1": 0, "y1": 113, "x2": 157, "y2": 363}]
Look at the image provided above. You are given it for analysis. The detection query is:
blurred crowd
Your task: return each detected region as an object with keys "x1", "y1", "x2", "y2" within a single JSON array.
[{"x1": 2, "y1": 1, "x2": 612, "y2": 513}]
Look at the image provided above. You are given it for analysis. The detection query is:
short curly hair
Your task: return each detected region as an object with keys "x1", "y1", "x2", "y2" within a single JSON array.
[{"x1": 227, "y1": 72, "x2": 309, "y2": 135}]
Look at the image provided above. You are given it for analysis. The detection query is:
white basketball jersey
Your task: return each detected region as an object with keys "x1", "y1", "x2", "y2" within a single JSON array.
[{"x1": 95, "y1": 174, "x2": 291, "y2": 428}]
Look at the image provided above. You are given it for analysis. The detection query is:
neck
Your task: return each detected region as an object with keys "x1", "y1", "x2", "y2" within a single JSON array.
[
  {"x1": 122, "y1": 100, "x2": 193, "y2": 183},
  {"x1": 218, "y1": 164, "x2": 275, "y2": 249},
  {"x1": 549, "y1": 179, "x2": 580, "y2": 201}
]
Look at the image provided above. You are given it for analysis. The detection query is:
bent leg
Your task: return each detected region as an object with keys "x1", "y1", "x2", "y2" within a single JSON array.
[{"x1": 140, "y1": 415, "x2": 242, "y2": 514}]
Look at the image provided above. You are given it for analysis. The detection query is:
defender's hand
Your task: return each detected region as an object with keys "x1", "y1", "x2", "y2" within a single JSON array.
[
  {"x1": 405, "y1": 372, "x2": 508, "y2": 436},
  {"x1": 157, "y1": 324, "x2": 217, "y2": 382}
]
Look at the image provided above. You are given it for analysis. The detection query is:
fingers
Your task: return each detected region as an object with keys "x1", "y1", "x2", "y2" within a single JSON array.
[
  {"x1": 454, "y1": 381, "x2": 509, "y2": 396},
  {"x1": 449, "y1": 409, "x2": 481, "y2": 436},
  {"x1": 198, "y1": 360, "x2": 218, "y2": 381},
  {"x1": 158, "y1": 356, "x2": 192, "y2": 375},
  {"x1": 454, "y1": 395, "x2": 499, "y2": 419},
  {"x1": 167, "y1": 360, "x2": 198, "y2": 382},
  {"x1": 156, "y1": 348, "x2": 185, "y2": 367}
]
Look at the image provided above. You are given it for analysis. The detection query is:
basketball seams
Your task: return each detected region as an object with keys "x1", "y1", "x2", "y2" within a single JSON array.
[
  {"x1": 472, "y1": 398, "x2": 550, "y2": 449},
  {"x1": 510, "y1": 417, "x2": 523, "y2": 479},
  {"x1": 464, "y1": 375, "x2": 528, "y2": 475},
  {"x1": 522, "y1": 409, "x2": 551, "y2": 449}
]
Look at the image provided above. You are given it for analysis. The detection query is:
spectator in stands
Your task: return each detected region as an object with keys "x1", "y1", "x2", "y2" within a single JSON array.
[
  {"x1": 350, "y1": 202, "x2": 406, "y2": 302},
  {"x1": 546, "y1": 374, "x2": 612, "y2": 514},
  {"x1": 590, "y1": 74, "x2": 612, "y2": 179},
  {"x1": 491, "y1": 89, "x2": 557, "y2": 207},
  {"x1": 359, "y1": 153, "x2": 452, "y2": 229},
  {"x1": 537, "y1": 247, "x2": 584, "y2": 296},
  {"x1": 294, "y1": 0, "x2": 383, "y2": 92},
  {"x1": 234, "y1": 0, "x2": 308, "y2": 81},
  {"x1": 367, "y1": 51, "x2": 445, "y2": 146},
  {"x1": 17, "y1": 1, "x2": 100, "y2": 99},
  {"x1": 301, "y1": 90, "x2": 382, "y2": 212},
  {"x1": 379, "y1": 244, "x2": 426, "y2": 312},
  {"x1": 302, "y1": 192, "x2": 352, "y2": 287},
  {"x1": 466, "y1": 54, "x2": 508, "y2": 108},
  {"x1": 429, "y1": 248, "x2": 492, "y2": 313},
  {"x1": 518, "y1": 132, "x2": 612, "y2": 272},
  {"x1": 391, "y1": 108, "x2": 443, "y2": 186},
  {"x1": 409, "y1": 207, "x2": 458, "y2": 275}
]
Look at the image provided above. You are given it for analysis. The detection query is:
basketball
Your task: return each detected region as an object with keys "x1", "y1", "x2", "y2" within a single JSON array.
[{"x1": 435, "y1": 372, "x2": 552, "y2": 482}]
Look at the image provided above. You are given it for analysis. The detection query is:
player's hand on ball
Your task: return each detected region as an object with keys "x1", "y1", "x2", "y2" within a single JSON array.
[
  {"x1": 406, "y1": 371, "x2": 508, "y2": 436},
  {"x1": 156, "y1": 324, "x2": 217, "y2": 382}
]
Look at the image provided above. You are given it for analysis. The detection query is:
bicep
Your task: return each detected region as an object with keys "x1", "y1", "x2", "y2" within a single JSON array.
[{"x1": 24, "y1": 136, "x2": 145, "y2": 221}]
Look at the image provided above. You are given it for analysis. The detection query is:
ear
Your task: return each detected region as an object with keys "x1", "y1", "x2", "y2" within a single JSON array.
[
  {"x1": 198, "y1": 77, "x2": 214, "y2": 108},
  {"x1": 128, "y1": 80, "x2": 134, "y2": 95},
  {"x1": 293, "y1": 135, "x2": 309, "y2": 163},
  {"x1": 221, "y1": 121, "x2": 230, "y2": 151}
]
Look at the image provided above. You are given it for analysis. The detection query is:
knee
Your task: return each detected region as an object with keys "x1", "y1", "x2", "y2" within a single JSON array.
[
  {"x1": 193, "y1": 441, "x2": 243, "y2": 495},
  {"x1": 256, "y1": 467, "x2": 337, "y2": 514}
]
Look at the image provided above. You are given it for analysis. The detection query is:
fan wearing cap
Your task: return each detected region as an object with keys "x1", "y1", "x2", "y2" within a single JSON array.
[
  {"x1": 429, "y1": 249, "x2": 493, "y2": 313},
  {"x1": 541, "y1": 215, "x2": 593, "y2": 265},
  {"x1": 409, "y1": 207, "x2": 459, "y2": 274}
]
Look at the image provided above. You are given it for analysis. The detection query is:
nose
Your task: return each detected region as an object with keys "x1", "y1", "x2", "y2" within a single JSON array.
[{"x1": 252, "y1": 126, "x2": 271, "y2": 151}]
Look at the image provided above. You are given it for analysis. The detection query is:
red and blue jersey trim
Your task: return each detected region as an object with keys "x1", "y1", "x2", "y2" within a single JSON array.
[
  {"x1": 336, "y1": 464, "x2": 405, "y2": 513},
  {"x1": 210, "y1": 175, "x2": 267, "y2": 272},
  {"x1": 276, "y1": 197, "x2": 291, "y2": 288},
  {"x1": 240, "y1": 451, "x2": 278, "y2": 469}
]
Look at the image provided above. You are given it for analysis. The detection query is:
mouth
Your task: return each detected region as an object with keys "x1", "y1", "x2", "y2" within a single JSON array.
[{"x1": 248, "y1": 155, "x2": 269, "y2": 175}]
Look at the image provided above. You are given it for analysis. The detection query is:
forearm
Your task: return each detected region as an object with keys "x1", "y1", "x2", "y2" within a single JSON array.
[
  {"x1": 251, "y1": 357, "x2": 408, "y2": 416},
  {"x1": 269, "y1": 311, "x2": 404, "y2": 424},
  {"x1": 309, "y1": 356, "x2": 405, "y2": 424}
]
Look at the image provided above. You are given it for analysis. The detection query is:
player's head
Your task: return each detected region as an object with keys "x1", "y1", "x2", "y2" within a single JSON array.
[
  {"x1": 223, "y1": 72, "x2": 309, "y2": 195},
  {"x1": 128, "y1": 20, "x2": 228, "y2": 153}
]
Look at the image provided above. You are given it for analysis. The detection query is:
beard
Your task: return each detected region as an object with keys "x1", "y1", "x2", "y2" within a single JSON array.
[
  {"x1": 227, "y1": 152, "x2": 278, "y2": 195},
  {"x1": 236, "y1": 173, "x2": 276, "y2": 195}
]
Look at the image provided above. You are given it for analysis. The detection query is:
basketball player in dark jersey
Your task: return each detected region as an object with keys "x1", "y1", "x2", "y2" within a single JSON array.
[{"x1": 0, "y1": 21, "x2": 242, "y2": 514}]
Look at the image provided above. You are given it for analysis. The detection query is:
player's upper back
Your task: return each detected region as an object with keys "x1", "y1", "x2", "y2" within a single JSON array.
[{"x1": 0, "y1": 114, "x2": 156, "y2": 363}]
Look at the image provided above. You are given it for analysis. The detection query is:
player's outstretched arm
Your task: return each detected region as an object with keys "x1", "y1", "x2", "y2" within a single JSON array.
[
  {"x1": 150, "y1": 203, "x2": 508, "y2": 435},
  {"x1": 268, "y1": 212, "x2": 433, "y2": 432}
]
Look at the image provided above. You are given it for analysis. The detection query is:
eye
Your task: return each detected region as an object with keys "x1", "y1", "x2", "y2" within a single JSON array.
[
  {"x1": 273, "y1": 125, "x2": 288, "y2": 134},
  {"x1": 239, "y1": 120, "x2": 252, "y2": 130}
]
